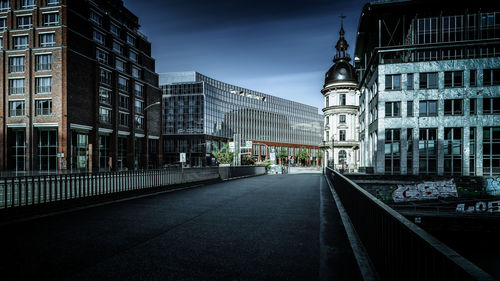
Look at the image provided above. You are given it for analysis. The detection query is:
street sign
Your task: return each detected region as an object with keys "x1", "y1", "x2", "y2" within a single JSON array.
[
  {"x1": 179, "y1": 152, "x2": 186, "y2": 163},
  {"x1": 229, "y1": 142, "x2": 235, "y2": 153},
  {"x1": 57, "y1": 153, "x2": 64, "y2": 158}
]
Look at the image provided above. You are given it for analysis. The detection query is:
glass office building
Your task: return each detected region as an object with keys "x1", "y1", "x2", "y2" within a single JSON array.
[{"x1": 160, "y1": 72, "x2": 323, "y2": 167}]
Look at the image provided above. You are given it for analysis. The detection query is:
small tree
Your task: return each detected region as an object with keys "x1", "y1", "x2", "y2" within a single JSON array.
[
  {"x1": 297, "y1": 147, "x2": 309, "y2": 166},
  {"x1": 212, "y1": 142, "x2": 234, "y2": 165},
  {"x1": 241, "y1": 154, "x2": 255, "y2": 165},
  {"x1": 277, "y1": 148, "x2": 288, "y2": 164},
  {"x1": 317, "y1": 150, "x2": 323, "y2": 166}
]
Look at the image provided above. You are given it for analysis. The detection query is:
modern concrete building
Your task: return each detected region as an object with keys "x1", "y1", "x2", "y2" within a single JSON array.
[
  {"x1": 0, "y1": 0, "x2": 162, "y2": 173},
  {"x1": 322, "y1": 22, "x2": 360, "y2": 171},
  {"x1": 160, "y1": 71, "x2": 323, "y2": 167},
  {"x1": 355, "y1": 0, "x2": 500, "y2": 176}
]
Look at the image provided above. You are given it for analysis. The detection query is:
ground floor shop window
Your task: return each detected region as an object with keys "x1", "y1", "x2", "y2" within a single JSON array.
[
  {"x1": 118, "y1": 137, "x2": 128, "y2": 170},
  {"x1": 71, "y1": 131, "x2": 89, "y2": 171},
  {"x1": 483, "y1": 127, "x2": 500, "y2": 176},
  {"x1": 38, "y1": 129, "x2": 57, "y2": 171},
  {"x1": 444, "y1": 127, "x2": 462, "y2": 176},
  {"x1": 9, "y1": 129, "x2": 26, "y2": 172},
  {"x1": 385, "y1": 129, "x2": 401, "y2": 174},
  {"x1": 99, "y1": 134, "x2": 110, "y2": 171}
]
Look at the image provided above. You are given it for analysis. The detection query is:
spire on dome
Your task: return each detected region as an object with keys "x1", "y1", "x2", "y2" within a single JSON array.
[{"x1": 334, "y1": 14, "x2": 349, "y2": 60}]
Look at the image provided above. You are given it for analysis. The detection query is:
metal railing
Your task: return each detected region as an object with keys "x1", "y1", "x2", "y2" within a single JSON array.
[
  {"x1": 325, "y1": 167, "x2": 495, "y2": 281},
  {"x1": 9, "y1": 65, "x2": 25, "y2": 73},
  {"x1": 36, "y1": 63, "x2": 52, "y2": 71},
  {"x1": 0, "y1": 166, "x2": 265, "y2": 209},
  {"x1": 36, "y1": 86, "x2": 52, "y2": 94}
]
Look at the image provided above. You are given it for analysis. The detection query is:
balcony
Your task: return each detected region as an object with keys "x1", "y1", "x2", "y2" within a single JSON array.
[
  {"x1": 9, "y1": 87, "x2": 25, "y2": 95},
  {"x1": 36, "y1": 86, "x2": 52, "y2": 94},
  {"x1": 118, "y1": 84, "x2": 129, "y2": 92},
  {"x1": 99, "y1": 114, "x2": 111, "y2": 124},
  {"x1": 9, "y1": 65, "x2": 25, "y2": 73},
  {"x1": 36, "y1": 108, "x2": 51, "y2": 116},
  {"x1": 9, "y1": 109, "x2": 25, "y2": 117},
  {"x1": 99, "y1": 95, "x2": 111, "y2": 105},
  {"x1": 36, "y1": 64, "x2": 52, "y2": 71}
]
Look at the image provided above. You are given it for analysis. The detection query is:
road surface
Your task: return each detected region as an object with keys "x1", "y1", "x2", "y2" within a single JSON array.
[{"x1": 0, "y1": 173, "x2": 361, "y2": 281}]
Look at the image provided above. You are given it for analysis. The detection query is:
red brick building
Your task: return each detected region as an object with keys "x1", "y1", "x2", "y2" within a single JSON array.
[{"x1": 0, "y1": 0, "x2": 161, "y2": 173}]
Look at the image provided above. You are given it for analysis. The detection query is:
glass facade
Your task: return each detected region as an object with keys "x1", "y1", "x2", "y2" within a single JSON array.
[{"x1": 161, "y1": 72, "x2": 322, "y2": 145}]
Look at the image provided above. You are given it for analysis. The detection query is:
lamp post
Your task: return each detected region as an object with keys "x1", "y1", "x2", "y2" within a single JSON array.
[{"x1": 134, "y1": 101, "x2": 161, "y2": 170}]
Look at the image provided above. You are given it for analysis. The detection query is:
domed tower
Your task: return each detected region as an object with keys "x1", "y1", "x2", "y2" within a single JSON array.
[{"x1": 321, "y1": 19, "x2": 360, "y2": 172}]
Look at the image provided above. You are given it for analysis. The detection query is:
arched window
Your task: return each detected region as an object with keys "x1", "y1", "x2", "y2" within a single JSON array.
[{"x1": 339, "y1": 150, "x2": 347, "y2": 165}]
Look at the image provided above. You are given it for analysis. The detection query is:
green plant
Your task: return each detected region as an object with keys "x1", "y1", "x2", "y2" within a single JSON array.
[
  {"x1": 277, "y1": 147, "x2": 288, "y2": 163},
  {"x1": 212, "y1": 142, "x2": 234, "y2": 165},
  {"x1": 255, "y1": 160, "x2": 272, "y2": 171}
]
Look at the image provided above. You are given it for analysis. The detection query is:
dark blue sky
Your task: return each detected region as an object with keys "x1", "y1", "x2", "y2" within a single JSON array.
[{"x1": 123, "y1": 0, "x2": 368, "y2": 112}]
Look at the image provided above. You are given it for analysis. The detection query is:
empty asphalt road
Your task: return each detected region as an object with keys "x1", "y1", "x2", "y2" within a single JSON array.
[{"x1": 0, "y1": 174, "x2": 361, "y2": 281}]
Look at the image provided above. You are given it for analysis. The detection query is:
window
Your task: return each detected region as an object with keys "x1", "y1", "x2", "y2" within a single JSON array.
[
  {"x1": 470, "y1": 70, "x2": 477, "y2": 86},
  {"x1": 470, "y1": 98, "x2": 477, "y2": 115},
  {"x1": 112, "y1": 41, "x2": 123, "y2": 54},
  {"x1": 385, "y1": 101, "x2": 401, "y2": 117},
  {"x1": 9, "y1": 79, "x2": 25, "y2": 95},
  {"x1": 419, "y1": 128, "x2": 437, "y2": 174},
  {"x1": 118, "y1": 76, "x2": 129, "y2": 91},
  {"x1": 483, "y1": 98, "x2": 500, "y2": 114},
  {"x1": 407, "y1": 101, "x2": 413, "y2": 117},
  {"x1": 119, "y1": 94, "x2": 129, "y2": 109},
  {"x1": 483, "y1": 127, "x2": 500, "y2": 176},
  {"x1": 442, "y1": 15, "x2": 463, "y2": 42},
  {"x1": 10, "y1": 130, "x2": 26, "y2": 172},
  {"x1": 35, "y1": 99, "x2": 52, "y2": 116},
  {"x1": 42, "y1": 13, "x2": 59, "y2": 26},
  {"x1": 325, "y1": 96, "x2": 329, "y2": 107},
  {"x1": 0, "y1": 17, "x2": 6, "y2": 31},
  {"x1": 17, "y1": 15, "x2": 32, "y2": 28},
  {"x1": 36, "y1": 77, "x2": 52, "y2": 93},
  {"x1": 339, "y1": 130, "x2": 346, "y2": 141},
  {"x1": 0, "y1": 37, "x2": 3, "y2": 50},
  {"x1": 407, "y1": 128, "x2": 413, "y2": 174},
  {"x1": 419, "y1": 72, "x2": 438, "y2": 89},
  {"x1": 134, "y1": 83, "x2": 143, "y2": 98},
  {"x1": 126, "y1": 34, "x2": 135, "y2": 46},
  {"x1": 99, "y1": 87, "x2": 111, "y2": 105},
  {"x1": 132, "y1": 66, "x2": 140, "y2": 78},
  {"x1": 47, "y1": 0, "x2": 58, "y2": 5},
  {"x1": 93, "y1": 30, "x2": 105, "y2": 45},
  {"x1": 9, "y1": 56, "x2": 25, "y2": 73},
  {"x1": 444, "y1": 99, "x2": 463, "y2": 115},
  {"x1": 89, "y1": 11, "x2": 102, "y2": 26},
  {"x1": 484, "y1": 69, "x2": 500, "y2": 86},
  {"x1": 21, "y1": 0, "x2": 35, "y2": 9},
  {"x1": 129, "y1": 51, "x2": 138, "y2": 63},
  {"x1": 40, "y1": 33, "x2": 55, "y2": 47},
  {"x1": 115, "y1": 58, "x2": 126, "y2": 72},
  {"x1": 385, "y1": 74, "x2": 401, "y2": 90},
  {"x1": 481, "y1": 13, "x2": 499, "y2": 40},
  {"x1": 110, "y1": 23, "x2": 120, "y2": 36},
  {"x1": 119, "y1": 112, "x2": 129, "y2": 126},
  {"x1": 13, "y1": 35, "x2": 29, "y2": 49},
  {"x1": 385, "y1": 129, "x2": 401, "y2": 174},
  {"x1": 96, "y1": 49, "x2": 108, "y2": 64},
  {"x1": 444, "y1": 71, "x2": 463, "y2": 87},
  {"x1": 407, "y1": 73, "x2": 414, "y2": 90},
  {"x1": 444, "y1": 127, "x2": 462, "y2": 175},
  {"x1": 135, "y1": 100, "x2": 143, "y2": 114},
  {"x1": 99, "y1": 107, "x2": 111, "y2": 123},
  {"x1": 339, "y1": 115, "x2": 346, "y2": 123},
  {"x1": 135, "y1": 115, "x2": 144, "y2": 129},
  {"x1": 0, "y1": 0, "x2": 9, "y2": 11},
  {"x1": 417, "y1": 17, "x2": 438, "y2": 44},
  {"x1": 9, "y1": 101, "x2": 25, "y2": 117},
  {"x1": 419, "y1": 100, "x2": 438, "y2": 116},
  {"x1": 470, "y1": 128, "x2": 476, "y2": 175},
  {"x1": 98, "y1": 134, "x2": 110, "y2": 171},
  {"x1": 338, "y1": 150, "x2": 347, "y2": 166},
  {"x1": 339, "y1": 94, "x2": 346, "y2": 106},
  {"x1": 99, "y1": 68, "x2": 112, "y2": 85},
  {"x1": 37, "y1": 129, "x2": 57, "y2": 171},
  {"x1": 36, "y1": 54, "x2": 52, "y2": 71}
]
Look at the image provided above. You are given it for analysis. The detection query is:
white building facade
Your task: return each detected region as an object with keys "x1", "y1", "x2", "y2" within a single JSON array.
[{"x1": 322, "y1": 25, "x2": 360, "y2": 171}]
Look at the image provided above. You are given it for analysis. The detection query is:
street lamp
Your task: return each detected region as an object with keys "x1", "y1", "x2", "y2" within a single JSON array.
[{"x1": 134, "y1": 101, "x2": 161, "y2": 170}]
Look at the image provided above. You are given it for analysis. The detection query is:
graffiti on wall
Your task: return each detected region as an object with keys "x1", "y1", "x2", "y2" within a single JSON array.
[
  {"x1": 456, "y1": 200, "x2": 500, "y2": 213},
  {"x1": 486, "y1": 178, "x2": 500, "y2": 196},
  {"x1": 391, "y1": 179, "x2": 458, "y2": 202}
]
